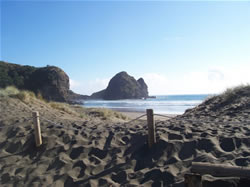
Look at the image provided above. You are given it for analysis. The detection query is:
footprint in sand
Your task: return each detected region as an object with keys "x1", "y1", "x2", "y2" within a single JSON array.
[
  {"x1": 89, "y1": 148, "x2": 108, "y2": 160},
  {"x1": 168, "y1": 133, "x2": 183, "y2": 140},
  {"x1": 111, "y1": 171, "x2": 127, "y2": 184},
  {"x1": 235, "y1": 157, "x2": 249, "y2": 166},
  {"x1": 219, "y1": 137, "x2": 236, "y2": 152},
  {"x1": 178, "y1": 141, "x2": 196, "y2": 160},
  {"x1": 70, "y1": 146, "x2": 84, "y2": 160},
  {"x1": 197, "y1": 138, "x2": 214, "y2": 153}
]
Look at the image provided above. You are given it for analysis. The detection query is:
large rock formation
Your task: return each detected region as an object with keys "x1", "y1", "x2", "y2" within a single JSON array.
[
  {"x1": 91, "y1": 71, "x2": 148, "y2": 100},
  {"x1": 91, "y1": 89, "x2": 106, "y2": 99},
  {"x1": 0, "y1": 61, "x2": 86, "y2": 102},
  {"x1": 29, "y1": 65, "x2": 70, "y2": 102}
]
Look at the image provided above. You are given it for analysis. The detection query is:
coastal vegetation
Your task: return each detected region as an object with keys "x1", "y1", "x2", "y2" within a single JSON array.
[
  {"x1": 0, "y1": 86, "x2": 127, "y2": 121},
  {"x1": 0, "y1": 61, "x2": 86, "y2": 103},
  {"x1": 0, "y1": 61, "x2": 149, "y2": 102},
  {"x1": 183, "y1": 84, "x2": 250, "y2": 118}
]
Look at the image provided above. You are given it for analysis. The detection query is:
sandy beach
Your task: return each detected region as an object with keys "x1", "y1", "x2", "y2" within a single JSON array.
[
  {"x1": 117, "y1": 111, "x2": 176, "y2": 121},
  {"x1": 1, "y1": 87, "x2": 250, "y2": 187}
]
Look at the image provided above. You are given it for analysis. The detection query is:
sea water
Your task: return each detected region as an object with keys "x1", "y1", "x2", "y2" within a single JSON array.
[{"x1": 83, "y1": 94, "x2": 211, "y2": 114}]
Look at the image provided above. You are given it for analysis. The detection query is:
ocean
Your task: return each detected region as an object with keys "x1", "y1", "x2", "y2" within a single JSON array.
[{"x1": 83, "y1": 94, "x2": 211, "y2": 114}]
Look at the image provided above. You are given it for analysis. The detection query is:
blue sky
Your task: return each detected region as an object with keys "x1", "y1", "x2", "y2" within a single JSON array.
[{"x1": 1, "y1": 1, "x2": 250, "y2": 95}]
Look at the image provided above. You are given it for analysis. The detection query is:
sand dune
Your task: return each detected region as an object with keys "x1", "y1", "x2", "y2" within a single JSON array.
[{"x1": 1, "y1": 88, "x2": 250, "y2": 186}]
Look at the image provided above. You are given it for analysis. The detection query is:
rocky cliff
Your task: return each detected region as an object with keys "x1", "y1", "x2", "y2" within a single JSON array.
[
  {"x1": 0, "y1": 61, "x2": 86, "y2": 103},
  {"x1": 91, "y1": 71, "x2": 148, "y2": 100}
]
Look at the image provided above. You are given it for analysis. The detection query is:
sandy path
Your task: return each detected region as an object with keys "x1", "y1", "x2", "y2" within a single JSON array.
[{"x1": 1, "y1": 96, "x2": 250, "y2": 186}]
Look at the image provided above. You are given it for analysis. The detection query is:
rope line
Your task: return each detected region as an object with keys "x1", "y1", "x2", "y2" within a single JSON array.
[
  {"x1": 154, "y1": 114, "x2": 174, "y2": 119},
  {"x1": 40, "y1": 116, "x2": 70, "y2": 130},
  {"x1": 123, "y1": 114, "x2": 147, "y2": 125},
  {"x1": 40, "y1": 116, "x2": 63, "y2": 128},
  {"x1": 2, "y1": 108, "x2": 248, "y2": 132}
]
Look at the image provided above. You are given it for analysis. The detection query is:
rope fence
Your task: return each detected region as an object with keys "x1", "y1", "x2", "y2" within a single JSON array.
[
  {"x1": 2, "y1": 107, "x2": 250, "y2": 183},
  {"x1": 123, "y1": 114, "x2": 146, "y2": 125},
  {"x1": 1, "y1": 108, "x2": 249, "y2": 148}
]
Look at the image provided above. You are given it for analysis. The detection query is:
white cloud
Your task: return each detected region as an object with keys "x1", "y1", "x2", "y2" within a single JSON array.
[
  {"x1": 88, "y1": 78, "x2": 110, "y2": 93},
  {"x1": 208, "y1": 70, "x2": 224, "y2": 81},
  {"x1": 69, "y1": 79, "x2": 80, "y2": 89},
  {"x1": 142, "y1": 66, "x2": 250, "y2": 95},
  {"x1": 143, "y1": 73, "x2": 169, "y2": 95},
  {"x1": 69, "y1": 78, "x2": 109, "y2": 95},
  {"x1": 70, "y1": 65, "x2": 250, "y2": 96}
]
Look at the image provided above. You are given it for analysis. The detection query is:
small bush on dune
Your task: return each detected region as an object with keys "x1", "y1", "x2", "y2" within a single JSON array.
[{"x1": 0, "y1": 86, "x2": 19, "y2": 97}]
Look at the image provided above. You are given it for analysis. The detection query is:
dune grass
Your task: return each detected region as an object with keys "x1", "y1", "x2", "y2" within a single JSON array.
[
  {"x1": 0, "y1": 86, "x2": 127, "y2": 120},
  {"x1": 222, "y1": 84, "x2": 250, "y2": 98},
  {"x1": 49, "y1": 101, "x2": 80, "y2": 116},
  {"x1": 0, "y1": 86, "x2": 35, "y2": 103},
  {"x1": 87, "y1": 108, "x2": 128, "y2": 120}
]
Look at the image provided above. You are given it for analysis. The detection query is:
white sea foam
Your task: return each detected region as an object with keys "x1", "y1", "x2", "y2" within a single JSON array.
[{"x1": 83, "y1": 95, "x2": 210, "y2": 114}]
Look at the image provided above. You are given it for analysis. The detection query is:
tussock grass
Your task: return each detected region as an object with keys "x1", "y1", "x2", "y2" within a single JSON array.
[
  {"x1": 15, "y1": 90, "x2": 36, "y2": 102},
  {"x1": 0, "y1": 86, "x2": 127, "y2": 120},
  {"x1": 49, "y1": 102, "x2": 79, "y2": 116},
  {"x1": 222, "y1": 84, "x2": 250, "y2": 99},
  {"x1": 203, "y1": 84, "x2": 250, "y2": 103},
  {"x1": 0, "y1": 86, "x2": 35, "y2": 103},
  {"x1": 0, "y1": 86, "x2": 19, "y2": 96},
  {"x1": 87, "y1": 108, "x2": 127, "y2": 120}
]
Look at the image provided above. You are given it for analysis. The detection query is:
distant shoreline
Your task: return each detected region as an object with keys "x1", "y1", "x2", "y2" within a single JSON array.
[
  {"x1": 110, "y1": 108, "x2": 178, "y2": 120},
  {"x1": 83, "y1": 94, "x2": 209, "y2": 115}
]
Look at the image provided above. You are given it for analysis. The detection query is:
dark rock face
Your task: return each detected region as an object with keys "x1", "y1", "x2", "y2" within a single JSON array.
[
  {"x1": 30, "y1": 66, "x2": 70, "y2": 102},
  {"x1": 91, "y1": 89, "x2": 106, "y2": 99},
  {"x1": 0, "y1": 61, "x2": 85, "y2": 102},
  {"x1": 91, "y1": 71, "x2": 148, "y2": 100},
  {"x1": 67, "y1": 90, "x2": 89, "y2": 103},
  {"x1": 137, "y1": 78, "x2": 148, "y2": 98}
]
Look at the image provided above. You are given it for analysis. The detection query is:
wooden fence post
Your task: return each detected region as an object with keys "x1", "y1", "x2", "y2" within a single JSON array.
[
  {"x1": 146, "y1": 109, "x2": 156, "y2": 148},
  {"x1": 32, "y1": 111, "x2": 42, "y2": 147}
]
